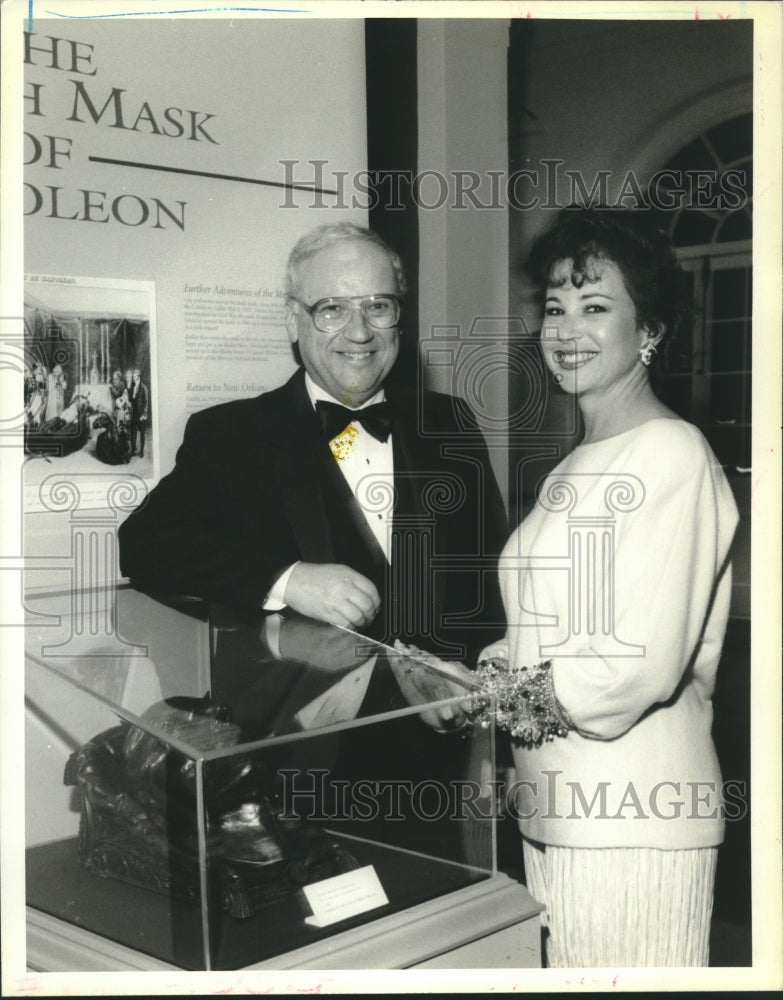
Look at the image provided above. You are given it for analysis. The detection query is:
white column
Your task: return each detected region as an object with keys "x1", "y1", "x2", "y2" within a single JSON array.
[{"x1": 417, "y1": 19, "x2": 511, "y2": 509}]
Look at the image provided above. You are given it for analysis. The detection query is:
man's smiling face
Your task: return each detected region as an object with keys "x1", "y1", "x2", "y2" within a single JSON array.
[{"x1": 286, "y1": 240, "x2": 401, "y2": 407}]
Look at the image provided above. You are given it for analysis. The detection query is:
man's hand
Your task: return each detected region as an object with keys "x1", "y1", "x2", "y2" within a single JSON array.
[{"x1": 283, "y1": 562, "x2": 381, "y2": 628}]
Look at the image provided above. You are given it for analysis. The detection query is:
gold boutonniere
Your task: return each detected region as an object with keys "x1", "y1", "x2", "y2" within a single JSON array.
[{"x1": 329, "y1": 423, "x2": 360, "y2": 462}]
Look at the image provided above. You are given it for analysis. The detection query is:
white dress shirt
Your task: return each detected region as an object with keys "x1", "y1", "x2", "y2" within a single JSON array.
[{"x1": 263, "y1": 375, "x2": 394, "y2": 609}]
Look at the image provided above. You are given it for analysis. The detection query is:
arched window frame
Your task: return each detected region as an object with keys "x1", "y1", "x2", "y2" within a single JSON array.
[{"x1": 629, "y1": 86, "x2": 753, "y2": 475}]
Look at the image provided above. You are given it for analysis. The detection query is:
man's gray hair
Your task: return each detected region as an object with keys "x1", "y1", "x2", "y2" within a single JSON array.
[{"x1": 285, "y1": 222, "x2": 407, "y2": 299}]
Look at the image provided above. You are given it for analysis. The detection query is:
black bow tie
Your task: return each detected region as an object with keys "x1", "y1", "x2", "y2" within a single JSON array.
[{"x1": 315, "y1": 400, "x2": 392, "y2": 443}]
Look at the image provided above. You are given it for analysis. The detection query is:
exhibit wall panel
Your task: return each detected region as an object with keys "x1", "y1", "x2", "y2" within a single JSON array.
[{"x1": 22, "y1": 16, "x2": 368, "y2": 557}]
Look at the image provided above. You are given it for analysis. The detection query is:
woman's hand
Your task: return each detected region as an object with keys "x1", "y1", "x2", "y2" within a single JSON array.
[{"x1": 389, "y1": 640, "x2": 476, "y2": 732}]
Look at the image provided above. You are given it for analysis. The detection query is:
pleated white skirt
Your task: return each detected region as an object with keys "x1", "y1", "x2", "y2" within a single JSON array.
[{"x1": 523, "y1": 838, "x2": 718, "y2": 967}]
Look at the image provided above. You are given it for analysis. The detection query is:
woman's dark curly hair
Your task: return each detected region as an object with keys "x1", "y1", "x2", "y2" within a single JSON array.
[{"x1": 527, "y1": 207, "x2": 690, "y2": 350}]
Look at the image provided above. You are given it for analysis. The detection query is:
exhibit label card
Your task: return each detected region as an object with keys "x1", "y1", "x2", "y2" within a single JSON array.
[{"x1": 303, "y1": 865, "x2": 389, "y2": 928}]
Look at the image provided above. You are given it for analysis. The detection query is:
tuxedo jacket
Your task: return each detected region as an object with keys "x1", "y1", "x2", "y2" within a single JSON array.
[{"x1": 119, "y1": 369, "x2": 507, "y2": 658}]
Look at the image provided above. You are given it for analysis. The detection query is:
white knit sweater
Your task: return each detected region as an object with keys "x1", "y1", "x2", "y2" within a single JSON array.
[{"x1": 483, "y1": 418, "x2": 739, "y2": 849}]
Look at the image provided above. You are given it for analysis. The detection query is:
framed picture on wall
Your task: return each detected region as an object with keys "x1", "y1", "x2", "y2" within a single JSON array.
[{"x1": 23, "y1": 274, "x2": 157, "y2": 513}]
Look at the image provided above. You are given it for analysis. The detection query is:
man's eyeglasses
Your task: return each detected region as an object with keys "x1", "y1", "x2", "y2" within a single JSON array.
[{"x1": 292, "y1": 294, "x2": 401, "y2": 334}]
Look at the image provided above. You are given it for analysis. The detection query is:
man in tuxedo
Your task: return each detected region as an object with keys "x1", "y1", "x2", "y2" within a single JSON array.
[{"x1": 119, "y1": 223, "x2": 506, "y2": 660}]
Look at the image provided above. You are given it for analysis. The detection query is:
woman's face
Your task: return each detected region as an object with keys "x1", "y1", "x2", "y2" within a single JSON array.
[{"x1": 540, "y1": 256, "x2": 655, "y2": 397}]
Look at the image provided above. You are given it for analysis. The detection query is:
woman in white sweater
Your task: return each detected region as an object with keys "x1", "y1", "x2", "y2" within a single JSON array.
[{"x1": 477, "y1": 209, "x2": 739, "y2": 967}]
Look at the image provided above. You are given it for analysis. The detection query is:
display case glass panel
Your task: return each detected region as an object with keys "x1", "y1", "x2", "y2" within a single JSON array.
[{"x1": 25, "y1": 584, "x2": 497, "y2": 970}]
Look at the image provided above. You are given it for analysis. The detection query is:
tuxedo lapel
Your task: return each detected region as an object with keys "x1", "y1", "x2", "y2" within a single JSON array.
[
  {"x1": 386, "y1": 387, "x2": 443, "y2": 527},
  {"x1": 320, "y1": 456, "x2": 389, "y2": 586},
  {"x1": 384, "y1": 388, "x2": 457, "y2": 645},
  {"x1": 252, "y1": 370, "x2": 388, "y2": 586},
  {"x1": 253, "y1": 371, "x2": 337, "y2": 564}
]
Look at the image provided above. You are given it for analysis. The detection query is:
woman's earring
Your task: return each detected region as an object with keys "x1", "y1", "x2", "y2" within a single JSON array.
[{"x1": 638, "y1": 341, "x2": 658, "y2": 367}]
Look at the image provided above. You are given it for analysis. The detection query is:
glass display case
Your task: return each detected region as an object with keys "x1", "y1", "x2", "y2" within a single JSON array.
[{"x1": 24, "y1": 583, "x2": 538, "y2": 971}]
